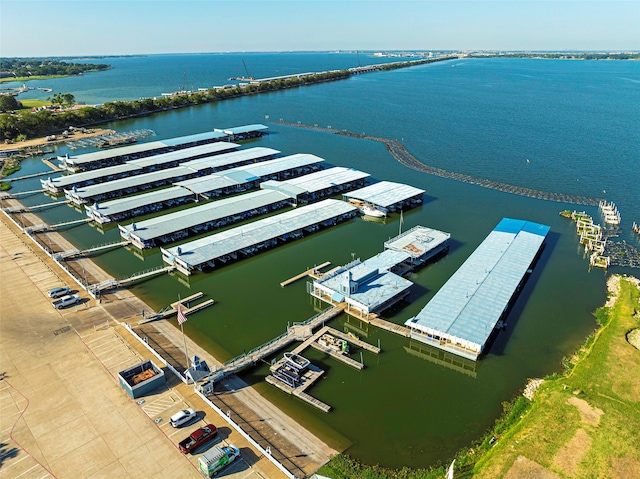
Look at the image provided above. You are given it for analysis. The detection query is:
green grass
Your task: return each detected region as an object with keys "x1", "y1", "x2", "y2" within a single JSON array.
[
  {"x1": 0, "y1": 74, "x2": 68, "y2": 84},
  {"x1": 472, "y1": 277, "x2": 640, "y2": 478},
  {"x1": 0, "y1": 180, "x2": 11, "y2": 191},
  {"x1": 19, "y1": 99, "x2": 50, "y2": 109}
]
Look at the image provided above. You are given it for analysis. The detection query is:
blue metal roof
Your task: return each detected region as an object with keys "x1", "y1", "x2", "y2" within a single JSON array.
[{"x1": 405, "y1": 218, "x2": 549, "y2": 356}]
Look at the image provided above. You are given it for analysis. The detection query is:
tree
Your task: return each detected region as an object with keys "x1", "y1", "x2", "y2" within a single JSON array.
[{"x1": 0, "y1": 95, "x2": 20, "y2": 112}]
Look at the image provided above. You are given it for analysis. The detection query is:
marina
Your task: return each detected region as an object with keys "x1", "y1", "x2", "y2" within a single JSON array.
[
  {"x1": 41, "y1": 142, "x2": 240, "y2": 193},
  {"x1": 405, "y1": 218, "x2": 550, "y2": 361},
  {"x1": 66, "y1": 147, "x2": 280, "y2": 205},
  {"x1": 57, "y1": 124, "x2": 268, "y2": 171}
]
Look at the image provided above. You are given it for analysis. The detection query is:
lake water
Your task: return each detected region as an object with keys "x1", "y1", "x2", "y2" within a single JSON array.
[{"x1": 7, "y1": 53, "x2": 640, "y2": 468}]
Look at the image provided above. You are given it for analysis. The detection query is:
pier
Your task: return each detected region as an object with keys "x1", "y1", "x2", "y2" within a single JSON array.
[
  {"x1": 280, "y1": 261, "x2": 331, "y2": 287},
  {"x1": 265, "y1": 364, "x2": 330, "y2": 413},
  {"x1": 139, "y1": 292, "x2": 215, "y2": 323}
]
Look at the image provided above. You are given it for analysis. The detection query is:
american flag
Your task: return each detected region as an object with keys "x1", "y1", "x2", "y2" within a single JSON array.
[{"x1": 177, "y1": 305, "x2": 187, "y2": 325}]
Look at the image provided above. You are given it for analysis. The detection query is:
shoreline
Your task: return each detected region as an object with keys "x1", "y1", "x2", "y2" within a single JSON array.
[{"x1": 0, "y1": 128, "x2": 115, "y2": 152}]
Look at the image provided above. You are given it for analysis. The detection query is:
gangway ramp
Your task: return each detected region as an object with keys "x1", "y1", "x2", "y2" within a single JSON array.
[
  {"x1": 118, "y1": 265, "x2": 176, "y2": 286},
  {"x1": 54, "y1": 239, "x2": 130, "y2": 260}
]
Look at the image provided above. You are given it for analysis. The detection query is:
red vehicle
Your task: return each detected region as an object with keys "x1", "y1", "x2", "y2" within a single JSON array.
[{"x1": 178, "y1": 424, "x2": 218, "y2": 454}]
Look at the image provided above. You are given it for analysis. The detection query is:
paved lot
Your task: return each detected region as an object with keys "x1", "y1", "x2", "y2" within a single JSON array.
[{"x1": 0, "y1": 217, "x2": 289, "y2": 479}]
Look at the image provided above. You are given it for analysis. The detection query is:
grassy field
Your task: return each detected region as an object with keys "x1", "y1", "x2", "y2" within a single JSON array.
[
  {"x1": 472, "y1": 275, "x2": 640, "y2": 479},
  {"x1": 19, "y1": 99, "x2": 50, "y2": 108},
  {"x1": 317, "y1": 276, "x2": 640, "y2": 479},
  {"x1": 0, "y1": 74, "x2": 67, "y2": 84}
]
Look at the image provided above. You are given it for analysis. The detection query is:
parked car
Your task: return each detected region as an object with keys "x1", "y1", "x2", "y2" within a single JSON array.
[
  {"x1": 47, "y1": 286, "x2": 71, "y2": 298},
  {"x1": 178, "y1": 424, "x2": 217, "y2": 453},
  {"x1": 52, "y1": 294, "x2": 81, "y2": 309},
  {"x1": 170, "y1": 408, "x2": 196, "y2": 428}
]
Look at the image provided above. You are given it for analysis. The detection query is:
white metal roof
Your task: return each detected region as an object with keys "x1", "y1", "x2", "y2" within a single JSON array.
[
  {"x1": 85, "y1": 187, "x2": 191, "y2": 218},
  {"x1": 180, "y1": 147, "x2": 280, "y2": 170},
  {"x1": 123, "y1": 190, "x2": 291, "y2": 242},
  {"x1": 68, "y1": 166, "x2": 196, "y2": 200},
  {"x1": 345, "y1": 181, "x2": 425, "y2": 208},
  {"x1": 261, "y1": 167, "x2": 369, "y2": 197},
  {"x1": 127, "y1": 142, "x2": 239, "y2": 168},
  {"x1": 162, "y1": 199, "x2": 357, "y2": 268},
  {"x1": 43, "y1": 163, "x2": 142, "y2": 190}
]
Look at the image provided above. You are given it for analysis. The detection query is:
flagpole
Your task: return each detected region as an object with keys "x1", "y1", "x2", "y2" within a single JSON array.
[{"x1": 178, "y1": 294, "x2": 190, "y2": 373}]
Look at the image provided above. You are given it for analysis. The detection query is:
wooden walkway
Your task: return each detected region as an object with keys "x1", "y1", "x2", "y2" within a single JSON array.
[
  {"x1": 265, "y1": 364, "x2": 331, "y2": 413},
  {"x1": 280, "y1": 261, "x2": 331, "y2": 287}
]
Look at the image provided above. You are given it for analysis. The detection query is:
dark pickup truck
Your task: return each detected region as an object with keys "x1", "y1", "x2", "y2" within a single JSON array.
[{"x1": 178, "y1": 424, "x2": 218, "y2": 454}]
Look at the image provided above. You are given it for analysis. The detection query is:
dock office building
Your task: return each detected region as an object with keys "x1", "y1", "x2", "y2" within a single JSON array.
[
  {"x1": 309, "y1": 225, "x2": 451, "y2": 317},
  {"x1": 404, "y1": 218, "x2": 550, "y2": 361}
]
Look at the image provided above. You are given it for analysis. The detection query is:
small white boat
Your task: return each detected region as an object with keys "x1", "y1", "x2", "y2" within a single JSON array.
[{"x1": 360, "y1": 204, "x2": 386, "y2": 218}]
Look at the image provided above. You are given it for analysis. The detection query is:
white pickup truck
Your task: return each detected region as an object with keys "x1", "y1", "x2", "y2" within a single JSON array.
[{"x1": 52, "y1": 294, "x2": 81, "y2": 309}]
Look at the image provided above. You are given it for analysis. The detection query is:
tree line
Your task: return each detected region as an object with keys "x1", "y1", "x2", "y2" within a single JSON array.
[
  {"x1": 0, "y1": 58, "x2": 110, "y2": 78},
  {"x1": 0, "y1": 56, "x2": 456, "y2": 142}
]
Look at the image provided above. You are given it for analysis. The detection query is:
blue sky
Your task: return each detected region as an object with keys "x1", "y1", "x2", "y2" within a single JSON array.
[{"x1": 1, "y1": 1, "x2": 638, "y2": 57}]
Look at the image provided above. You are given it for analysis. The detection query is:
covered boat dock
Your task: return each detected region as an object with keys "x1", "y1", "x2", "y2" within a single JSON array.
[
  {"x1": 86, "y1": 153, "x2": 324, "y2": 224},
  {"x1": 57, "y1": 130, "x2": 229, "y2": 171},
  {"x1": 120, "y1": 190, "x2": 293, "y2": 248},
  {"x1": 261, "y1": 166, "x2": 369, "y2": 204},
  {"x1": 213, "y1": 123, "x2": 269, "y2": 140},
  {"x1": 66, "y1": 147, "x2": 280, "y2": 205},
  {"x1": 404, "y1": 218, "x2": 550, "y2": 360},
  {"x1": 161, "y1": 199, "x2": 358, "y2": 275},
  {"x1": 41, "y1": 142, "x2": 239, "y2": 193},
  {"x1": 343, "y1": 181, "x2": 425, "y2": 212}
]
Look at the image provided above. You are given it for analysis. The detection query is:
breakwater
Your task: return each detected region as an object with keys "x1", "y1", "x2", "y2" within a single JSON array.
[{"x1": 275, "y1": 121, "x2": 603, "y2": 207}]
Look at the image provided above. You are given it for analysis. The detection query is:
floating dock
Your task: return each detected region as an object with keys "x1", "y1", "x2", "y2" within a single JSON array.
[
  {"x1": 41, "y1": 142, "x2": 239, "y2": 193},
  {"x1": 66, "y1": 147, "x2": 280, "y2": 205},
  {"x1": 261, "y1": 166, "x2": 369, "y2": 205},
  {"x1": 405, "y1": 218, "x2": 550, "y2": 361},
  {"x1": 161, "y1": 199, "x2": 358, "y2": 275},
  {"x1": 57, "y1": 125, "x2": 268, "y2": 171},
  {"x1": 342, "y1": 180, "x2": 424, "y2": 212}
]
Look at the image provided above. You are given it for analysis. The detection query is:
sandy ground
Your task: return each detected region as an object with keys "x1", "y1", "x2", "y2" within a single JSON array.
[
  {"x1": 0, "y1": 204, "x2": 337, "y2": 478},
  {"x1": 1, "y1": 129, "x2": 115, "y2": 151}
]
